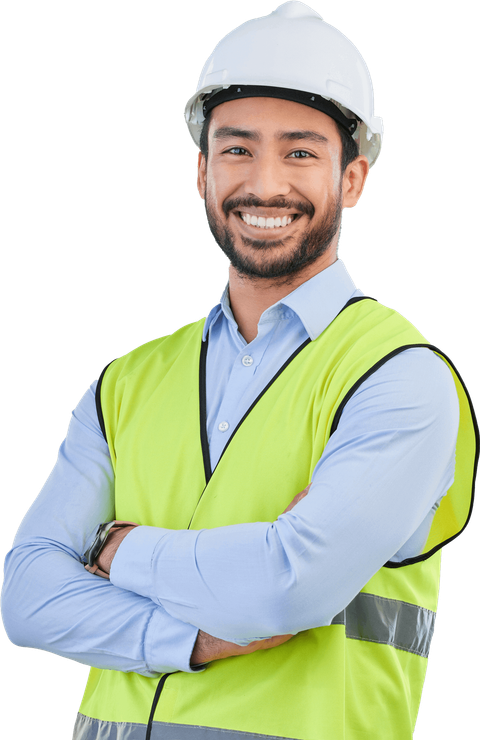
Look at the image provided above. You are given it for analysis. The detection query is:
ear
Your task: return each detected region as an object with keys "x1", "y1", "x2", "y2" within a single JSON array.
[
  {"x1": 342, "y1": 155, "x2": 369, "y2": 208},
  {"x1": 197, "y1": 151, "x2": 207, "y2": 200}
]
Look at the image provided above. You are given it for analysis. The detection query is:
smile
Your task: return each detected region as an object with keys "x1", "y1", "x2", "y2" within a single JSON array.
[{"x1": 235, "y1": 211, "x2": 301, "y2": 232}]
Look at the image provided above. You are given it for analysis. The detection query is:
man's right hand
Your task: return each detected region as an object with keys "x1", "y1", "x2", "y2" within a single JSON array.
[
  {"x1": 280, "y1": 483, "x2": 311, "y2": 515},
  {"x1": 191, "y1": 630, "x2": 293, "y2": 666}
]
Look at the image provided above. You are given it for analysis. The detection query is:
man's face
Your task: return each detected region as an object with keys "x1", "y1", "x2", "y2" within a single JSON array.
[{"x1": 197, "y1": 97, "x2": 346, "y2": 282}]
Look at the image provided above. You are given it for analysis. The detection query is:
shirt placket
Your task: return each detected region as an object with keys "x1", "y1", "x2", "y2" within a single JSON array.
[{"x1": 209, "y1": 311, "x2": 286, "y2": 470}]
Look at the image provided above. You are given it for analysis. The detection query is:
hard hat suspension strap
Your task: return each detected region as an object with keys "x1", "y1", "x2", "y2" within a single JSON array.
[{"x1": 202, "y1": 85, "x2": 358, "y2": 137}]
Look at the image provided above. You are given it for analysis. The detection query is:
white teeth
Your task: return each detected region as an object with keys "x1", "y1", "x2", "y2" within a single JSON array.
[{"x1": 240, "y1": 212, "x2": 296, "y2": 229}]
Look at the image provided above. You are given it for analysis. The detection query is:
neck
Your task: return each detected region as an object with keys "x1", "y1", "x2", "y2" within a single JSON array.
[{"x1": 228, "y1": 248, "x2": 338, "y2": 344}]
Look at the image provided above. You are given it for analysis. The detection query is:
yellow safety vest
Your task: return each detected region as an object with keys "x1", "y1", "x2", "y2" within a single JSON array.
[{"x1": 75, "y1": 297, "x2": 477, "y2": 740}]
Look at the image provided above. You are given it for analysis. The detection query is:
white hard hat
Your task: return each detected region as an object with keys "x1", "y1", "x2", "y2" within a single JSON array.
[{"x1": 185, "y1": 2, "x2": 383, "y2": 166}]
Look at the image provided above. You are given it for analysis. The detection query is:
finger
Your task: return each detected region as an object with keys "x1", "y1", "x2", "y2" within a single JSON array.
[
  {"x1": 294, "y1": 483, "x2": 312, "y2": 505},
  {"x1": 281, "y1": 484, "x2": 311, "y2": 515}
]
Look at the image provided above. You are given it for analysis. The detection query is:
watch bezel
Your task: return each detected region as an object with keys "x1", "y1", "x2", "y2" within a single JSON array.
[{"x1": 83, "y1": 520, "x2": 117, "y2": 566}]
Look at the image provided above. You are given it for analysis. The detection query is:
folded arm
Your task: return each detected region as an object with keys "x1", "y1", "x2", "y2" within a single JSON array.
[
  {"x1": 109, "y1": 349, "x2": 459, "y2": 643},
  {"x1": 3, "y1": 349, "x2": 460, "y2": 663},
  {"x1": 1, "y1": 383, "x2": 200, "y2": 675}
]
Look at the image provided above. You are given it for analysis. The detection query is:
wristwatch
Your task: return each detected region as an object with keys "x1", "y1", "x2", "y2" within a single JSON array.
[{"x1": 83, "y1": 520, "x2": 137, "y2": 579}]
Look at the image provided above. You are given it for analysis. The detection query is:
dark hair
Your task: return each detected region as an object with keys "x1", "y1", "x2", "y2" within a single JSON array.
[{"x1": 199, "y1": 106, "x2": 359, "y2": 175}]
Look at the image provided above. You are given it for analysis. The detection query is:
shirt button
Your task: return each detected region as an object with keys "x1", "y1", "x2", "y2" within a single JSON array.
[
  {"x1": 242, "y1": 355, "x2": 254, "y2": 367},
  {"x1": 218, "y1": 421, "x2": 230, "y2": 432}
]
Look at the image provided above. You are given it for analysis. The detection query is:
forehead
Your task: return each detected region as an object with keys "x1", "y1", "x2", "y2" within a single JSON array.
[{"x1": 209, "y1": 96, "x2": 340, "y2": 145}]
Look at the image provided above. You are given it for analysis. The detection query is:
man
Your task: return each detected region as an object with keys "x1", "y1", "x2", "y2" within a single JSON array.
[{"x1": 2, "y1": 3, "x2": 477, "y2": 740}]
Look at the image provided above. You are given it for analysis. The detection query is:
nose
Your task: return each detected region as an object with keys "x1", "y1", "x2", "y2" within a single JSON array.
[{"x1": 243, "y1": 153, "x2": 291, "y2": 202}]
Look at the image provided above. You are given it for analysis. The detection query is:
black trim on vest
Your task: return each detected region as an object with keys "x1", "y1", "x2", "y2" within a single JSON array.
[
  {"x1": 216, "y1": 337, "x2": 313, "y2": 474},
  {"x1": 95, "y1": 361, "x2": 116, "y2": 444},
  {"x1": 329, "y1": 342, "x2": 479, "y2": 569},
  {"x1": 198, "y1": 336, "x2": 311, "y2": 491},
  {"x1": 191, "y1": 333, "x2": 313, "y2": 528},
  {"x1": 330, "y1": 344, "x2": 418, "y2": 437},
  {"x1": 196, "y1": 296, "x2": 373, "y2": 501},
  {"x1": 199, "y1": 335, "x2": 212, "y2": 484},
  {"x1": 146, "y1": 673, "x2": 174, "y2": 740},
  {"x1": 197, "y1": 296, "x2": 477, "y2": 565},
  {"x1": 335, "y1": 295, "x2": 377, "y2": 317}
]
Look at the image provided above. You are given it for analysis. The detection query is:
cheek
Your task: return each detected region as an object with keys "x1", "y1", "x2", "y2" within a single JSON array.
[
  {"x1": 291, "y1": 167, "x2": 336, "y2": 209},
  {"x1": 208, "y1": 161, "x2": 246, "y2": 206},
  {"x1": 316, "y1": 173, "x2": 342, "y2": 212},
  {"x1": 206, "y1": 165, "x2": 226, "y2": 209}
]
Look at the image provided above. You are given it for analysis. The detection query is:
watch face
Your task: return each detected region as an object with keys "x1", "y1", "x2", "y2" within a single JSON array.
[{"x1": 84, "y1": 521, "x2": 115, "y2": 565}]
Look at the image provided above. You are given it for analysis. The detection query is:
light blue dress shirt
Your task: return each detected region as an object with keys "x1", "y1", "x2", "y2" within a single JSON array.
[{"x1": 2, "y1": 261, "x2": 459, "y2": 675}]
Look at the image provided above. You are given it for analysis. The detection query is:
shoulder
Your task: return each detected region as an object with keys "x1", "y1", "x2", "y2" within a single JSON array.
[
  {"x1": 344, "y1": 346, "x2": 459, "y2": 432},
  {"x1": 101, "y1": 317, "x2": 206, "y2": 386},
  {"x1": 369, "y1": 347, "x2": 457, "y2": 393}
]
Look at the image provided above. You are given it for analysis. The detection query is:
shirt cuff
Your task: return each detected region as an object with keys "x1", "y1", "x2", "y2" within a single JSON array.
[
  {"x1": 111, "y1": 526, "x2": 205, "y2": 674},
  {"x1": 110, "y1": 525, "x2": 167, "y2": 598},
  {"x1": 145, "y1": 606, "x2": 205, "y2": 674}
]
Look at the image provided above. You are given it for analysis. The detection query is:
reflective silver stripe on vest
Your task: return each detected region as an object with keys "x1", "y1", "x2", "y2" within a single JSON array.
[
  {"x1": 73, "y1": 593, "x2": 436, "y2": 739},
  {"x1": 331, "y1": 591, "x2": 436, "y2": 658},
  {"x1": 73, "y1": 714, "x2": 299, "y2": 740}
]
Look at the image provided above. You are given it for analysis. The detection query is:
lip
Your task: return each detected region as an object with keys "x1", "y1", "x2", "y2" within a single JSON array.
[{"x1": 232, "y1": 211, "x2": 302, "y2": 236}]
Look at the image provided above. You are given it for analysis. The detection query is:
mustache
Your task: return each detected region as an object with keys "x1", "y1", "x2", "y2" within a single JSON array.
[{"x1": 223, "y1": 195, "x2": 314, "y2": 220}]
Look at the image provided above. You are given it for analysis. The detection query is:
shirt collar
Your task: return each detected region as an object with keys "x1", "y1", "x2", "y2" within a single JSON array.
[{"x1": 202, "y1": 259, "x2": 358, "y2": 342}]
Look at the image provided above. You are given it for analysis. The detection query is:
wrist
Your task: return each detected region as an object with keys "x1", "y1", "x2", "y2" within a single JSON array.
[
  {"x1": 191, "y1": 630, "x2": 219, "y2": 665},
  {"x1": 84, "y1": 520, "x2": 138, "y2": 579},
  {"x1": 97, "y1": 525, "x2": 137, "y2": 575},
  {"x1": 190, "y1": 630, "x2": 242, "y2": 665}
]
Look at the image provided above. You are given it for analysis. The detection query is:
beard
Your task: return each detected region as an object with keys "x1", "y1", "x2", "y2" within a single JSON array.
[{"x1": 204, "y1": 183, "x2": 343, "y2": 282}]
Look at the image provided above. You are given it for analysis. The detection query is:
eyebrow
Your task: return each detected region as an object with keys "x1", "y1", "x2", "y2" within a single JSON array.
[{"x1": 212, "y1": 127, "x2": 329, "y2": 146}]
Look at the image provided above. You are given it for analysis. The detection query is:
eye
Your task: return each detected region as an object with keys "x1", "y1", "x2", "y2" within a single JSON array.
[
  {"x1": 288, "y1": 150, "x2": 314, "y2": 159},
  {"x1": 225, "y1": 147, "x2": 250, "y2": 156}
]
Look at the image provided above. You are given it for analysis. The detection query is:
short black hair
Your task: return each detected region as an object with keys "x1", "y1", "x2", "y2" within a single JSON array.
[{"x1": 199, "y1": 106, "x2": 359, "y2": 175}]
